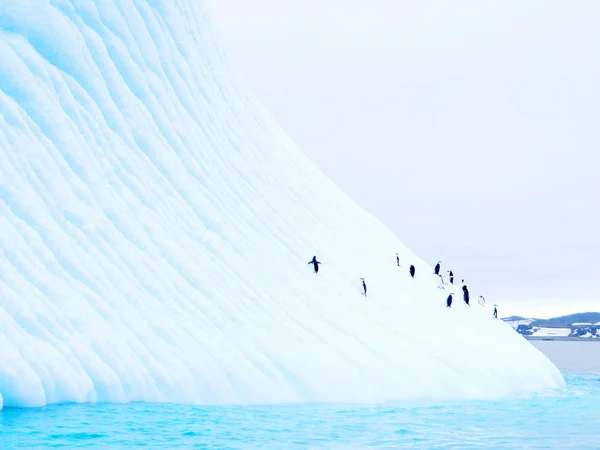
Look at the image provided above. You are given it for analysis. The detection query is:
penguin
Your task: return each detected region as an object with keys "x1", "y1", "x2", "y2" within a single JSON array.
[
  {"x1": 308, "y1": 256, "x2": 321, "y2": 274},
  {"x1": 448, "y1": 270, "x2": 454, "y2": 284},
  {"x1": 446, "y1": 293, "x2": 453, "y2": 308},
  {"x1": 493, "y1": 305, "x2": 498, "y2": 319},
  {"x1": 434, "y1": 261, "x2": 441, "y2": 275},
  {"x1": 462, "y1": 285, "x2": 470, "y2": 306},
  {"x1": 410, "y1": 265, "x2": 415, "y2": 278},
  {"x1": 478, "y1": 295, "x2": 486, "y2": 307},
  {"x1": 360, "y1": 278, "x2": 367, "y2": 296},
  {"x1": 396, "y1": 253, "x2": 400, "y2": 267}
]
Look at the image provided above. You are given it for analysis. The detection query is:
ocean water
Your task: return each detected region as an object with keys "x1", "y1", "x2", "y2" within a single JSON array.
[
  {"x1": 531, "y1": 340, "x2": 600, "y2": 374},
  {"x1": 2, "y1": 342, "x2": 599, "y2": 449}
]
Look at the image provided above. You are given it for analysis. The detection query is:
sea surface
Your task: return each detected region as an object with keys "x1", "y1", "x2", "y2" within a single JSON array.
[
  {"x1": 1, "y1": 341, "x2": 599, "y2": 449},
  {"x1": 531, "y1": 340, "x2": 600, "y2": 374}
]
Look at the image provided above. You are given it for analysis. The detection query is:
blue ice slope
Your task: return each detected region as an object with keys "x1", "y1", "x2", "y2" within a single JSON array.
[{"x1": 0, "y1": 0, "x2": 563, "y2": 409}]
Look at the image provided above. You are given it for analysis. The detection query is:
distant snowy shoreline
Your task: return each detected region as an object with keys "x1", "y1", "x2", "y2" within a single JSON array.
[{"x1": 504, "y1": 312, "x2": 600, "y2": 340}]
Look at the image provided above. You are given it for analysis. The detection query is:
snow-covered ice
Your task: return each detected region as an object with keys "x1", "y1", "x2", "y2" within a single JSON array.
[
  {"x1": 504, "y1": 318, "x2": 537, "y2": 328},
  {"x1": 0, "y1": 1, "x2": 564, "y2": 409},
  {"x1": 533, "y1": 328, "x2": 572, "y2": 338}
]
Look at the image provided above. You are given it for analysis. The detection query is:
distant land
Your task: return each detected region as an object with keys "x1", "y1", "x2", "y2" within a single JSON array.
[{"x1": 503, "y1": 312, "x2": 600, "y2": 341}]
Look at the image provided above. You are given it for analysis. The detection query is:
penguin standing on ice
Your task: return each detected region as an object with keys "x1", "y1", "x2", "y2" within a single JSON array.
[
  {"x1": 308, "y1": 256, "x2": 321, "y2": 274},
  {"x1": 361, "y1": 278, "x2": 367, "y2": 296},
  {"x1": 478, "y1": 295, "x2": 486, "y2": 307},
  {"x1": 462, "y1": 285, "x2": 470, "y2": 306},
  {"x1": 434, "y1": 261, "x2": 441, "y2": 275},
  {"x1": 396, "y1": 253, "x2": 400, "y2": 267},
  {"x1": 494, "y1": 305, "x2": 498, "y2": 319},
  {"x1": 448, "y1": 270, "x2": 454, "y2": 284},
  {"x1": 410, "y1": 265, "x2": 416, "y2": 278},
  {"x1": 446, "y1": 293, "x2": 453, "y2": 308}
]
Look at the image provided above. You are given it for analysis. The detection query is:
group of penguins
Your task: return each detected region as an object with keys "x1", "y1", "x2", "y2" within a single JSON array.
[{"x1": 307, "y1": 255, "x2": 498, "y2": 319}]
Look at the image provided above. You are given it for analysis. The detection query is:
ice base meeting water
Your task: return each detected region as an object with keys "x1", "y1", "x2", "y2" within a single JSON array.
[
  {"x1": 1, "y1": 374, "x2": 599, "y2": 449},
  {"x1": 3, "y1": 342, "x2": 599, "y2": 449}
]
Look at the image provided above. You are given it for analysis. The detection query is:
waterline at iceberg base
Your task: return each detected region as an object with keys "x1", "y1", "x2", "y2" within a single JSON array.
[{"x1": 1, "y1": 375, "x2": 597, "y2": 448}]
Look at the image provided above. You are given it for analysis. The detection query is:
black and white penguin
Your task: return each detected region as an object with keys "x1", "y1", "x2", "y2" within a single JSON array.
[
  {"x1": 410, "y1": 265, "x2": 415, "y2": 278},
  {"x1": 308, "y1": 256, "x2": 321, "y2": 274},
  {"x1": 446, "y1": 293, "x2": 453, "y2": 308},
  {"x1": 434, "y1": 261, "x2": 441, "y2": 275}
]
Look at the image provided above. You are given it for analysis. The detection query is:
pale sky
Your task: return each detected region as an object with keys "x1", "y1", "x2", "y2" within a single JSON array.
[{"x1": 205, "y1": 0, "x2": 600, "y2": 318}]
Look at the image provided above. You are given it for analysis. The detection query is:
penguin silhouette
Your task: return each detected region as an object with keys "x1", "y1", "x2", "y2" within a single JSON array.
[
  {"x1": 308, "y1": 256, "x2": 321, "y2": 274},
  {"x1": 478, "y1": 295, "x2": 486, "y2": 307},
  {"x1": 462, "y1": 285, "x2": 470, "y2": 306},
  {"x1": 410, "y1": 265, "x2": 416, "y2": 278},
  {"x1": 396, "y1": 253, "x2": 400, "y2": 267},
  {"x1": 446, "y1": 293, "x2": 453, "y2": 308},
  {"x1": 494, "y1": 305, "x2": 498, "y2": 319},
  {"x1": 434, "y1": 261, "x2": 441, "y2": 275},
  {"x1": 448, "y1": 271, "x2": 454, "y2": 284},
  {"x1": 361, "y1": 278, "x2": 367, "y2": 296}
]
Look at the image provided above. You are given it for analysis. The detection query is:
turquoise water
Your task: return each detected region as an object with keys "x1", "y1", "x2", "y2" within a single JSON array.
[
  {"x1": 1, "y1": 374, "x2": 598, "y2": 449},
  {"x1": 2, "y1": 341, "x2": 599, "y2": 449}
]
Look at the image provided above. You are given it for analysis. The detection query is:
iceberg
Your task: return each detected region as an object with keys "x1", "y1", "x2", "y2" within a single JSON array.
[{"x1": 0, "y1": 0, "x2": 563, "y2": 409}]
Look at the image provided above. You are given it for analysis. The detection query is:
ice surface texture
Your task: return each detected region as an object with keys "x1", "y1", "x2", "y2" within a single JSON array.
[{"x1": 0, "y1": 0, "x2": 563, "y2": 409}]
